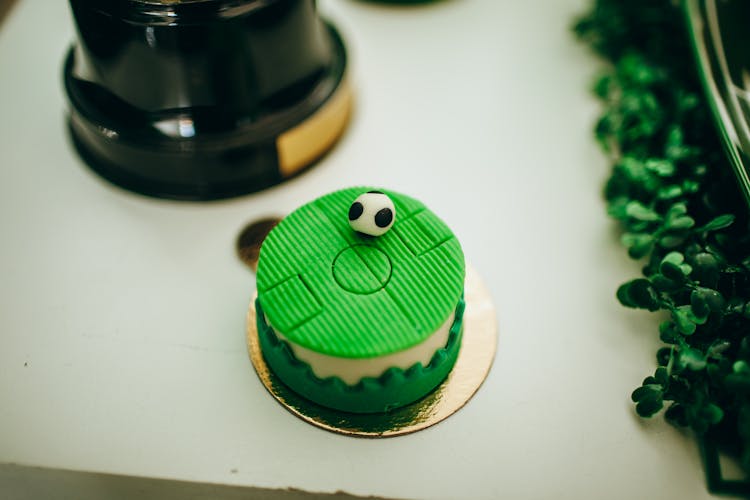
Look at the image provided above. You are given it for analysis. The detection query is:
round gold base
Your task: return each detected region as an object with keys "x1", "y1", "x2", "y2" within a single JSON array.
[{"x1": 246, "y1": 264, "x2": 497, "y2": 437}]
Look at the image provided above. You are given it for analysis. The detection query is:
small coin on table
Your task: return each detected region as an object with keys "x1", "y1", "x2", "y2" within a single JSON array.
[{"x1": 236, "y1": 217, "x2": 282, "y2": 271}]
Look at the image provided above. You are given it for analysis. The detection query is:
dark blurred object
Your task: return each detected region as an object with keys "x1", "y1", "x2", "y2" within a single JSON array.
[
  {"x1": 357, "y1": 0, "x2": 443, "y2": 4},
  {"x1": 685, "y1": 0, "x2": 750, "y2": 210},
  {"x1": 64, "y1": 0, "x2": 352, "y2": 200},
  {"x1": 0, "y1": 0, "x2": 17, "y2": 24}
]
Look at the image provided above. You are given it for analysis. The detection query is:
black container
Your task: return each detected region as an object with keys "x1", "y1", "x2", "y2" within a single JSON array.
[{"x1": 64, "y1": 0, "x2": 352, "y2": 200}]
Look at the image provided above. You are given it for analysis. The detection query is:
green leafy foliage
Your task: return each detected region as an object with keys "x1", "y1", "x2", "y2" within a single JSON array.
[{"x1": 575, "y1": 0, "x2": 750, "y2": 477}]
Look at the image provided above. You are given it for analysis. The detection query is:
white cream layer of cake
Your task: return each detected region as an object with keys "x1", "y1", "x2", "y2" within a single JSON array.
[{"x1": 270, "y1": 311, "x2": 456, "y2": 385}]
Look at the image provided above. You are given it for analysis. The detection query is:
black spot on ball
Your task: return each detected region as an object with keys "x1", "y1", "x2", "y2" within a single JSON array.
[
  {"x1": 375, "y1": 208, "x2": 393, "y2": 228},
  {"x1": 349, "y1": 202, "x2": 364, "y2": 221}
]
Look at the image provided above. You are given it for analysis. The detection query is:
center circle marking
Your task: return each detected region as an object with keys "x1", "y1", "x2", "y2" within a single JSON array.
[{"x1": 332, "y1": 245, "x2": 392, "y2": 294}]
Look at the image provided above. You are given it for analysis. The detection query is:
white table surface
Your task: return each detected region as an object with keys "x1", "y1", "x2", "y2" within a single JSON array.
[{"x1": 0, "y1": 0, "x2": 723, "y2": 499}]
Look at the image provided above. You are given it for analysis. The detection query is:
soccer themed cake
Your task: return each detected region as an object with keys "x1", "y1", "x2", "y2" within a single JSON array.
[{"x1": 254, "y1": 187, "x2": 465, "y2": 413}]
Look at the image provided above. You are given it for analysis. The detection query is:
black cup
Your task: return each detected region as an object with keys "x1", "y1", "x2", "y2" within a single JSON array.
[{"x1": 64, "y1": 0, "x2": 352, "y2": 200}]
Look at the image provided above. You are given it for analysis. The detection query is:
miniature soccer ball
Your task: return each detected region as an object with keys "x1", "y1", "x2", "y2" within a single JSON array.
[{"x1": 348, "y1": 191, "x2": 396, "y2": 237}]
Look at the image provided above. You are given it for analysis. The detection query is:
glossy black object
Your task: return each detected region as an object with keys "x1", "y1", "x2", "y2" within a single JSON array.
[
  {"x1": 64, "y1": 0, "x2": 348, "y2": 200},
  {"x1": 685, "y1": 0, "x2": 750, "y2": 209}
]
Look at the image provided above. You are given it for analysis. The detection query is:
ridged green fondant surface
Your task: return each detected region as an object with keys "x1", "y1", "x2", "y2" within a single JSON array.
[
  {"x1": 256, "y1": 296, "x2": 465, "y2": 413},
  {"x1": 256, "y1": 187, "x2": 465, "y2": 358}
]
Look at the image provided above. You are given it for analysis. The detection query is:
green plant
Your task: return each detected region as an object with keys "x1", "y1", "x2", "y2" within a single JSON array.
[{"x1": 575, "y1": 0, "x2": 750, "y2": 478}]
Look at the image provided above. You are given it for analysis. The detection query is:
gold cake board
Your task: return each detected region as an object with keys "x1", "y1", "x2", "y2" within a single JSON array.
[{"x1": 246, "y1": 264, "x2": 497, "y2": 437}]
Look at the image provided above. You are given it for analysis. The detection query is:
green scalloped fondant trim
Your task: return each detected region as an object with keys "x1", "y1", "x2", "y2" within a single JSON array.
[{"x1": 256, "y1": 295, "x2": 465, "y2": 414}]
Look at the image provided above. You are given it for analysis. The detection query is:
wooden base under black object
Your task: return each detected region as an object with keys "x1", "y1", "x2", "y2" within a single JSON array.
[{"x1": 63, "y1": 0, "x2": 350, "y2": 201}]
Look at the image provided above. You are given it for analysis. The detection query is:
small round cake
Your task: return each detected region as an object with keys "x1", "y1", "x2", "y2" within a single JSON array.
[{"x1": 255, "y1": 187, "x2": 465, "y2": 413}]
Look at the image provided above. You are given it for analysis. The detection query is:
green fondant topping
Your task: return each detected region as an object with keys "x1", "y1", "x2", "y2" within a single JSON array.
[
  {"x1": 260, "y1": 275, "x2": 321, "y2": 333},
  {"x1": 332, "y1": 245, "x2": 392, "y2": 294},
  {"x1": 256, "y1": 187, "x2": 465, "y2": 359},
  {"x1": 256, "y1": 296, "x2": 465, "y2": 414}
]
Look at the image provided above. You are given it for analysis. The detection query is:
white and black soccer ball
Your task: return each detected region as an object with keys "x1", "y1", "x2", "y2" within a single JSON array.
[{"x1": 348, "y1": 191, "x2": 396, "y2": 237}]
